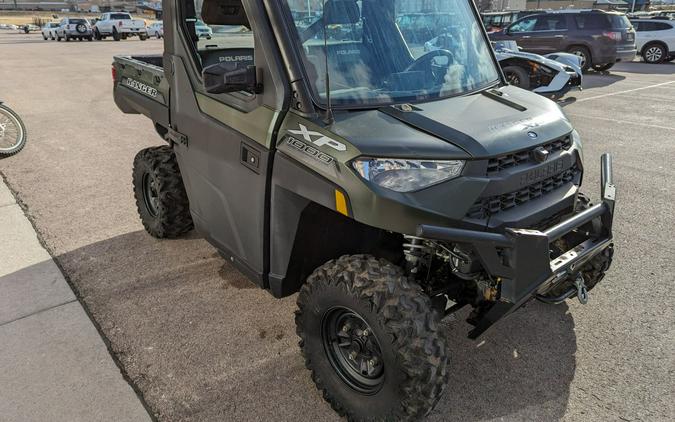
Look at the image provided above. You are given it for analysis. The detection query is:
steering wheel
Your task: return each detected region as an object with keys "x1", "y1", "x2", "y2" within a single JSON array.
[{"x1": 404, "y1": 49, "x2": 455, "y2": 85}]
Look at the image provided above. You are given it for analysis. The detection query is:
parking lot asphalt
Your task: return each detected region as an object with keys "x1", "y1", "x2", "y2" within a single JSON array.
[{"x1": 0, "y1": 32, "x2": 674, "y2": 422}]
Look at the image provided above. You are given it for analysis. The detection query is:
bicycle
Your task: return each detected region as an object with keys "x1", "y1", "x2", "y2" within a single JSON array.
[{"x1": 0, "y1": 100, "x2": 27, "y2": 157}]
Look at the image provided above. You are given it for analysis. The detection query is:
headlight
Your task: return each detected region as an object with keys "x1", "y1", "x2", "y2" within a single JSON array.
[{"x1": 352, "y1": 158, "x2": 464, "y2": 193}]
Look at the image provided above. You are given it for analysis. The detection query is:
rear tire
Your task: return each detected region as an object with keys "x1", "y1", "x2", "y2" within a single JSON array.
[
  {"x1": 296, "y1": 255, "x2": 449, "y2": 421},
  {"x1": 568, "y1": 46, "x2": 591, "y2": 71},
  {"x1": 593, "y1": 63, "x2": 614, "y2": 72},
  {"x1": 642, "y1": 43, "x2": 667, "y2": 64},
  {"x1": 502, "y1": 65, "x2": 531, "y2": 89},
  {"x1": 132, "y1": 146, "x2": 194, "y2": 238}
]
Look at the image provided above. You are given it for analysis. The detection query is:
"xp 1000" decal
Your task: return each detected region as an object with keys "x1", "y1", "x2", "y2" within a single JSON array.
[
  {"x1": 288, "y1": 124, "x2": 346, "y2": 152},
  {"x1": 286, "y1": 137, "x2": 335, "y2": 166},
  {"x1": 122, "y1": 77, "x2": 158, "y2": 98}
]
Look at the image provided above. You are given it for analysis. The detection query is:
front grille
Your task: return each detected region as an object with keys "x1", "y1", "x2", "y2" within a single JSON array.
[
  {"x1": 468, "y1": 165, "x2": 580, "y2": 219},
  {"x1": 486, "y1": 136, "x2": 572, "y2": 175}
]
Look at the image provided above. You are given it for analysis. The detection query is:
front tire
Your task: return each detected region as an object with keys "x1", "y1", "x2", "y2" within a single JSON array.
[
  {"x1": 502, "y1": 65, "x2": 531, "y2": 89},
  {"x1": 0, "y1": 104, "x2": 28, "y2": 157},
  {"x1": 593, "y1": 63, "x2": 614, "y2": 72},
  {"x1": 296, "y1": 255, "x2": 449, "y2": 421},
  {"x1": 574, "y1": 194, "x2": 613, "y2": 290},
  {"x1": 132, "y1": 146, "x2": 194, "y2": 238}
]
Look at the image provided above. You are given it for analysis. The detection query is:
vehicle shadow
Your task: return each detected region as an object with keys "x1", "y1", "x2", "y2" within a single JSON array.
[
  {"x1": 611, "y1": 61, "x2": 675, "y2": 75},
  {"x1": 429, "y1": 303, "x2": 576, "y2": 421},
  {"x1": 582, "y1": 73, "x2": 626, "y2": 90},
  {"x1": 51, "y1": 229, "x2": 576, "y2": 422}
]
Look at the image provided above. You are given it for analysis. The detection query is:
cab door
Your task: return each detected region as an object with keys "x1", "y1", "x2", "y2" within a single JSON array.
[
  {"x1": 528, "y1": 14, "x2": 569, "y2": 54},
  {"x1": 164, "y1": 0, "x2": 287, "y2": 286},
  {"x1": 503, "y1": 15, "x2": 539, "y2": 52}
]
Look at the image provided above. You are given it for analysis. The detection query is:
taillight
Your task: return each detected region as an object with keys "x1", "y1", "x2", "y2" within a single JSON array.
[
  {"x1": 602, "y1": 31, "x2": 622, "y2": 42},
  {"x1": 111, "y1": 66, "x2": 117, "y2": 82}
]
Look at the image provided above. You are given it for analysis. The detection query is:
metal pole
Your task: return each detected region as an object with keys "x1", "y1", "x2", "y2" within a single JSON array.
[{"x1": 631, "y1": 0, "x2": 637, "y2": 13}]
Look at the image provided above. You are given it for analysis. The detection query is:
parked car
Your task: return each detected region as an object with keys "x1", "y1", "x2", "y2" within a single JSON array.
[
  {"x1": 481, "y1": 10, "x2": 540, "y2": 32},
  {"x1": 630, "y1": 18, "x2": 675, "y2": 63},
  {"x1": 56, "y1": 18, "x2": 93, "y2": 41},
  {"x1": 396, "y1": 12, "x2": 454, "y2": 43},
  {"x1": 490, "y1": 10, "x2": 636, "y2": 72},
  {"x1": 148, "y1": 22, "x2": 163, "y2": 39},
  {"x1": 18, "y1": 24, "x2": 39, "y2": 33},
  {"x1": 41, "y1": 22, "x2": 60, "y2": 40},
  {"x1": 93, "y1": 12, "x2": 148, "y2": 41},
  {"x1": 195, "y1": 19, "x2": 213, "y2": 39},
  {"x1": 492, "y1": 40, "x2": 582, "y2": 99}
]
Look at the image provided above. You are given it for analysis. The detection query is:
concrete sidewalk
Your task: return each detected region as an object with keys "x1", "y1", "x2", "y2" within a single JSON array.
[{"x1": 0, "y1": 181, "x2": 151, "y2": 422}]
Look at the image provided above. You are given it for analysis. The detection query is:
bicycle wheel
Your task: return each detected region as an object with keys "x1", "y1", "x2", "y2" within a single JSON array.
[{"x1": 0, "y1": 104, "x2": 27, "y2": 157}]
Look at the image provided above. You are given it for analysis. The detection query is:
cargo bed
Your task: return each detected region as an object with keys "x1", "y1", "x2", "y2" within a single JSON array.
[{"x1": 112, "y1": 54, "x2": 170, "y2": 129}]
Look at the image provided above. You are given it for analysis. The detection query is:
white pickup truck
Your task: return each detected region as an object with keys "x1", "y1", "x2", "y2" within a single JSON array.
[{"x1": 93, "y1": 12, "x2": 148, "y2": 41}]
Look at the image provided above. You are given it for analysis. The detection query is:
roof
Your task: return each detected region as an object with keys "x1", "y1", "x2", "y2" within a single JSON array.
[{"x1": 594, "y1": 0, "x2": 629, "y2": 5}]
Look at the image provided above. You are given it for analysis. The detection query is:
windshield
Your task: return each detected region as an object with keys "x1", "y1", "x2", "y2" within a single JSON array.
[
  {"x1": 609, "y1": 14, "x2": 631, "y2": 29},
  {"x1": 283, "y1": 0, "x2": 500, "y2": 107}
]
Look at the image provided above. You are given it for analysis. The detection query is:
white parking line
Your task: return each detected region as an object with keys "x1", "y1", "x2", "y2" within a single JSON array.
[
  {"x1": 577, "y1": 80, "x2": 675, "y2": 102},
  {"x1": 567, "y1": 113, "x2": 675, "y2": 131}
]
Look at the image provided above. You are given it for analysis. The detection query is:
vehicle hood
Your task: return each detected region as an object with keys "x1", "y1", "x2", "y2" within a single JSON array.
[{"x1": 329, "y1": 86, "x2": 573, "y2": 159}]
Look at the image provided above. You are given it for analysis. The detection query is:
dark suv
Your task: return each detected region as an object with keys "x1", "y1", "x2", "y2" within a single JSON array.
[{"x1": 490, "y1": 10, "x2": 636, "y2": 71}]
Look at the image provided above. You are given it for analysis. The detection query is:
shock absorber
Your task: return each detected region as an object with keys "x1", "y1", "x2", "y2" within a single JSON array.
[{"x1": 403, "y1": 235, "x2": 429, "y2": 274}]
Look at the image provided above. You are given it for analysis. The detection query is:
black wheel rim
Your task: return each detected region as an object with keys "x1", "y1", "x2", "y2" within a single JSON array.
[
  {"x1": 142, "y1": 172, "x2": 160, "y2": 217},
  {"x1": 505, "y1": 72, "x2": 520, "y2": 86},
  {"x1": 321, "y1": 307, "x2": 385, "y2": 394}
]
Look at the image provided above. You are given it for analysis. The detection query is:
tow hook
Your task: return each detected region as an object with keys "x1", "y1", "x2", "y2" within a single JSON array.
[{"x1": 575, "y1": 275, "x2": 589, "y2": 305}]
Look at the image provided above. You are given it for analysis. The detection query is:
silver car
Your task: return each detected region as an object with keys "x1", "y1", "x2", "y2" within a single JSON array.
[{"x1": 56, "y1": 18, "x2": 93, "y2": 42}]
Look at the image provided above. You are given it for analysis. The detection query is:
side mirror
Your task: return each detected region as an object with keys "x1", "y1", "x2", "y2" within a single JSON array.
[{"x1": 202, "y1": 62, "x2": 262, "y2": 94}]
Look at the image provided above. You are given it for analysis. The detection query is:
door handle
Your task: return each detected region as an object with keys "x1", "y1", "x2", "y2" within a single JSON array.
[
  {"x1": 554, "y1": 35, "x2": 565, "y2": 38},
  {"x1": 522, "y1": 36, "x2": 531, "y2": 39}
]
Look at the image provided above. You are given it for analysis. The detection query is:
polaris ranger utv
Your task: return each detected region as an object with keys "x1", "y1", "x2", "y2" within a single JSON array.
[{"x1": 113, "y1": 0, "x2": 616, "y2": 419}]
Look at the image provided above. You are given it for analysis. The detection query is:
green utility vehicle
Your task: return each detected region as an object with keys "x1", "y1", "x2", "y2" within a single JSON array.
[{"x1": 113, "y1": 0, "x2": 616, "y2": 419}]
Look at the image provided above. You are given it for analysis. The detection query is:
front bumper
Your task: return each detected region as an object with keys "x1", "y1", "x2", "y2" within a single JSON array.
[{"x1": 418, "y1": 154, "x2": 616, "y2": 339}]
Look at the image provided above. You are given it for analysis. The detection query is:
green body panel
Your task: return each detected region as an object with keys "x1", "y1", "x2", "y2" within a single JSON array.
[
  {"x1": 278, "y1": 113, "x2": 485, "y2": 235},
  {"x1": 195, "y1": 93, "x2": 278, "y2": 148}
]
